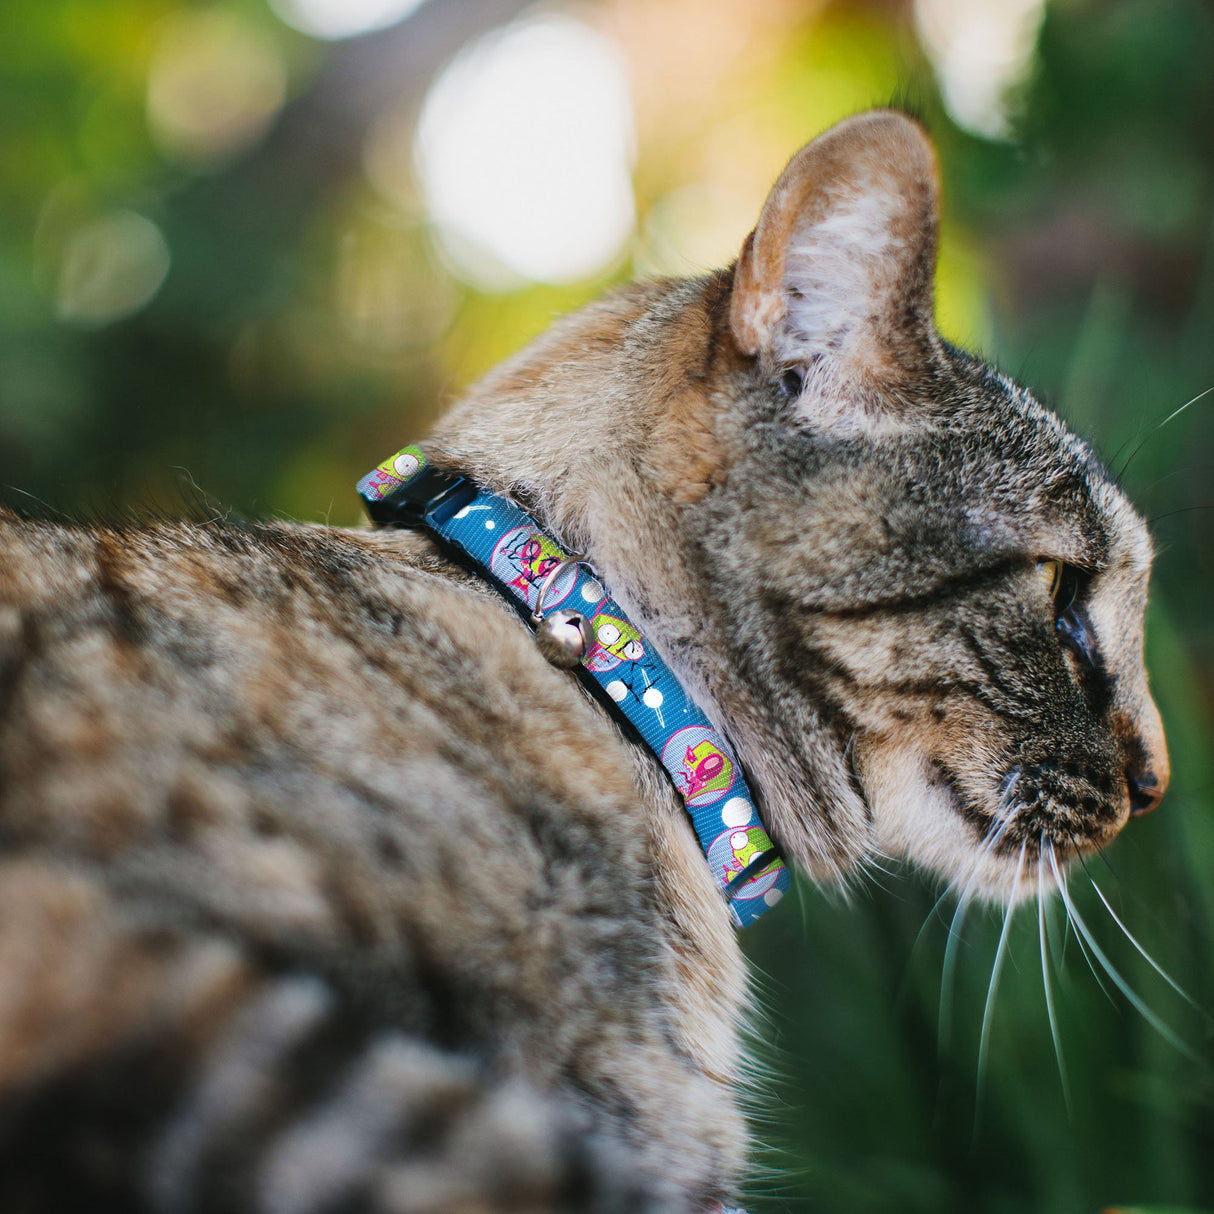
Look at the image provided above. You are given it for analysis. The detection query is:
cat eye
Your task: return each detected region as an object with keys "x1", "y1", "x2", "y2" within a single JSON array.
[
  {"x1": 1038, "y1": 558, "x2": 1100, "y2": 681},
  {"x1": 1037, "y1": 558, "x2": 1080, "y2": 613},
  {"x1": 1037, "y1": 559, "x2": 1062, "y2": 599}
]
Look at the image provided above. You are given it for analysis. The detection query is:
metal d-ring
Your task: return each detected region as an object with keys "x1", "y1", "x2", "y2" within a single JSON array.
[
  {"x1": 530, "y1": 553, "x2": 595, "y2": 670},
  {"x1": 530, "y1": 554, "x2": 585, "y2": 623}
]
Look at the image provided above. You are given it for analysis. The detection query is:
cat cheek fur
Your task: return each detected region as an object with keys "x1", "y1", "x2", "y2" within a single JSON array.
[
  {"x1": 1083, "y1": 493, "x2": 1169, "y2": 799},
  {"x1": 848, "y1": 536, "x2": 1166, "y2": 900}
]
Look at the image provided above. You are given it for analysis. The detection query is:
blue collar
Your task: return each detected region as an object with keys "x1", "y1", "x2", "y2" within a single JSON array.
[{"x1": 358, "y1": 445, "x2": 790, "y2": 928}]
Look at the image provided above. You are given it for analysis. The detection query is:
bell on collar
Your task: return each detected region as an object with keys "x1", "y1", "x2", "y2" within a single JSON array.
[{"x1": 535, "y1": 608, "x2": 594, "y2": 668}]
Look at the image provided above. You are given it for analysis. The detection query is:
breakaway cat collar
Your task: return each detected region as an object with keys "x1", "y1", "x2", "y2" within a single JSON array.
[{"x1": 358, "y1": 445, "x2": 791, "y2": 928}]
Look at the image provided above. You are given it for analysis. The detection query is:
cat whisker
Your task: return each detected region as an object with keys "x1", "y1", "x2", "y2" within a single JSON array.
[
  {"x1": 1089, "y1": 841, "x2": 1120, "y2": 888},
  {"x1": 939, "y1": 816, "x2": 1013, "y2": 1052},
  {"x1": 1084, "y1": 874, "x2": 1204, "y2": 1016},
  {"x1": 975, "y1": 844, "x2": 1024, "y2": 1127},
  {"x1": 1067, "y1": 915, "x2": 1117, "y2": 1007},
  {"x1": 1147, "y1": 504, "x2": 1214, "y2": 525},
  {"x1": 1047, "y1": 848, "x2": 1198, "y2": 1061},
  {"x1": 1132, "y1": 461, "x2": 1214, "y2": 501},
  {"x1": 851, "y1": 848, "x2": 901, "y2": 887},
  {"x1": 996, "y1": 769, "x2": 1023, "y2": 820},
  {"x1": 860, "y1": 851, "x2": 901, "y2": 880},
  {"x1": 1037, "y1": 861, "x2": 1071, "y2": 1114},
  {"x1": 1069, "y1": 843, "x2": 1101, "y2": 890},
  {"x1": 842, "y1": 845, "x2": 902, "y2": 901},
  {"x1": 938, "y1": 893, "x2": 970, "y2": 1056},
  {"x1": 1115, "y1": 382, "x2": 1214, "y2": 484},
  {"x1": 912, "y1": 878, "x2": 962, "y2": 966},
  {"x1": 1050, "y1": 847, "x2": 1120, "y2": 1007},
  {"x1": 1068, "y1": 842, "x2": 1205, "y2": 1019},
  {"x1": 1044, "y1": 879, "x2": 1070, "y2": 968}
]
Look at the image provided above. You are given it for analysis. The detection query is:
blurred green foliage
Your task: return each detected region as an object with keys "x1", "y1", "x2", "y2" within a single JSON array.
[{"x1": 2, "y1": 1, "x2": 1213, "y2": 1211}]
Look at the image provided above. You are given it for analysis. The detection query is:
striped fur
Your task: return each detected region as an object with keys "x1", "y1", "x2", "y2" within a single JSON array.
[{"x1": 0, "y1": 112, "x2": 1164, "y2": 1209}]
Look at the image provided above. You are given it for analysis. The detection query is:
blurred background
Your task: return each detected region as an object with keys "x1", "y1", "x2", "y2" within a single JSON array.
[{"x1": 2, "y1": 0, "x2": 1213, "y2": 1209}]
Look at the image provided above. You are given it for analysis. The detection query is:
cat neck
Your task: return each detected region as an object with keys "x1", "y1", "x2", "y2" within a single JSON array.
[
  {"x1": 427, "y1": 273, "x2": 874, "y2": 883},
  {"x1": 427, "y1": 275, "x2": 732, "y2": 681},
  {"x1": 357, "y1": 445, "x2": 792, "y2": 925}
]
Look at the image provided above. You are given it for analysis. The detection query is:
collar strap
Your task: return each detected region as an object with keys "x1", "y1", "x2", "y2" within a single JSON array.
[{"x1": 358, "y1": 445, "x2": 790, "y2": 928}]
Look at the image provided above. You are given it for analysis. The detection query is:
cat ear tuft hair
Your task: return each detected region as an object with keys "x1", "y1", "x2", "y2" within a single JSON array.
[{"x1": 731, "y1": 110, "x2": 940, "y2": 406}]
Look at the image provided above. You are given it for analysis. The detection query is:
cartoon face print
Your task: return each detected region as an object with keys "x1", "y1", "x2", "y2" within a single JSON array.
[
  {"x1": 509, "y1": 533, "x2": 565, "y2": 596},
  {"x1": 489, "y1": 528, "x2": 574, "y2": 611},
  {"x1": 583, "y1": 613, "x2": 644, "y2": 673},
  {"x1": 680, "y1": 740, "x2": 731, "y2": 800},
  {"x1": 391, "y1": 451, "x2": 421, "y2": 479},
  {"x1": 659, "y1": 727, "x2": 737, "y2": 806},
  {"x1": 706, "y1": 825, "x2": 780, "y2": 899},
  {"x1": 357, "y1": 445, "x2": 425, "y2": 502}
]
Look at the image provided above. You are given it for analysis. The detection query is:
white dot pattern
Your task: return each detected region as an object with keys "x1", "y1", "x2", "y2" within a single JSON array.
[{"x1": 721, "y1": 798, "x2": 751, "y2": 827}]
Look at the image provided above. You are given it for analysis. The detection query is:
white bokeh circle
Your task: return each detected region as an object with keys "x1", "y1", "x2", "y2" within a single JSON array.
[
  {"x1": 415, "y1": 13, "x2": 635, "y2": 288},
  {"x1": 269, "y1": 0, "x2": 425, "y2": 40}
]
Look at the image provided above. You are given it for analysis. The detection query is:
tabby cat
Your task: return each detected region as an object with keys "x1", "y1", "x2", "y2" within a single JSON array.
[{"x1": 0, "y1": 111, "x2": 1167, "y2": 1212}]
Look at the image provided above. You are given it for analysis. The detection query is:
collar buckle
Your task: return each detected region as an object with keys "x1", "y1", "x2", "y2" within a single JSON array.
[{"x1": 360, "y1": 463, "x2": 477, "y2": 528}]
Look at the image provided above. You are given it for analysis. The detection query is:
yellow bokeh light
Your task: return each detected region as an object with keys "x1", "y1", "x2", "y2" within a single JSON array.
[
  {"x1": 147, "y1": 9, "x2": 287, "y2": 169},
  {"x1": 55, "y1": 209, "x2": 171, "y2": 327}
]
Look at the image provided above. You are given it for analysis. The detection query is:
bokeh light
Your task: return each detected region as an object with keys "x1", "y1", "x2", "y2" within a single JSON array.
[
  {"x1": 915, "y1": 0, "x2": 1045, "y2": 139},
  {"x1": 334, "y1": 206, "x2": 458, "y2": 350},
  {"x1": 413, "y1": 12, "x2": 636, "y2": 290},
  {"x1": 634, "y1": 182, "x2": 757, "y2": 278},
  {"x1": 53, "y1": 210, "x2": 171, "y2": 327},
  {"x1": 147, "y1": 9, "x2": 287, "y2": 169},
  {"x1": 269, "y1": 0, "x2": 426, "y2": 42}
]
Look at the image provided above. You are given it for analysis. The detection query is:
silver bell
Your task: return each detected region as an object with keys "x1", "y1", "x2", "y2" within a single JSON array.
[{"x1": 535, "y1": 608, "x2": 594, "y2": 668}]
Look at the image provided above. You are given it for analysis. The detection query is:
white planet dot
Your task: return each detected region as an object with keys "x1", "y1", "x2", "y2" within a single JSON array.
[
  {"x1": 721, "y1": 797, "x2": 751, "y2": 828},
  {"x1": 605, "y1": 680, "x2": 627, "y2": 702},
  {"x1": 730, "y1": 831, "x2": 749, "y2": 850},
  {"x1": 392, "y1": 452, "x2": 420, "y2": 478},
  {"x1": 484, "y1": 519, "x2": 495, "y2": 529},
  {"x1": 642, "y1": 687, "x2": 663, "y2": 708},
  {"x1": 581, "y1": 580, "x2": 602, "y2": 601},
  {"x1": 763, "y1": 888, "x2": 784, "y2": 907}
]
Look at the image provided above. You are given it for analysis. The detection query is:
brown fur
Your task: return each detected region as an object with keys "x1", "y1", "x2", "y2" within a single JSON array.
[{"x1": 0, "y1": 112, "x2": 1165, "y2": 1211}]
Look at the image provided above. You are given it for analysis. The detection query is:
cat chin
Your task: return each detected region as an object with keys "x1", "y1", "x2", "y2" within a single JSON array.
[{"x1": 859, "y1": 746, "x2": 1057, "y2": 905}]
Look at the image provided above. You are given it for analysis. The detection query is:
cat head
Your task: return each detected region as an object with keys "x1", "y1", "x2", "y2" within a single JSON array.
[
  {"x1": 438, "y1": 110, "x2": 1168, "y2": 903},
  {"x1": 715, "y1": 111, "x2": 1166, "y2": 901}
]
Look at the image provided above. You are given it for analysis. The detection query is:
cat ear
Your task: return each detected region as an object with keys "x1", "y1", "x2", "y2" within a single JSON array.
[{"x1": 730, "y1": 111, "x2": 940, "y2": 397}]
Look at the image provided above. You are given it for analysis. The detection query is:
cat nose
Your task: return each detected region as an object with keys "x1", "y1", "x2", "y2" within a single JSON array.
[
  {"x1": 1119, "y1": 696, "x2": 1168, "y2": 818},
  {"x1": 1126, "y1": 764, "x2": 1167, "y2": 817}
]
